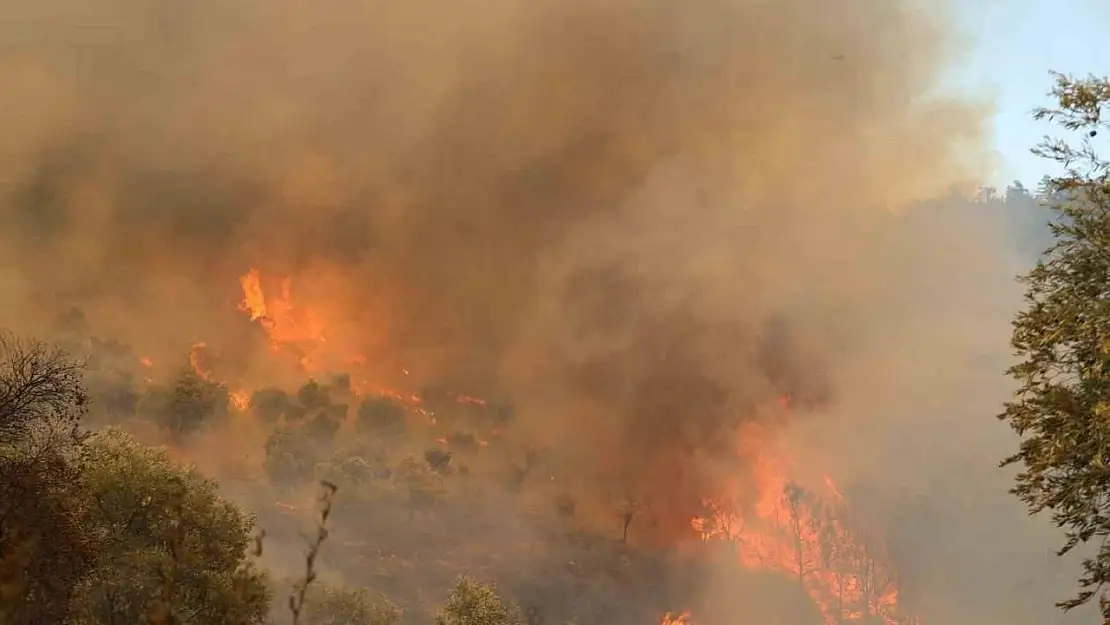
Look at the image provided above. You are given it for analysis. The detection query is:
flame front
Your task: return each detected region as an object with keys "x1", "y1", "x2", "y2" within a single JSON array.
[
  {"x1": 238, "y1": 269, "x2": 268, "y2": 322},
  {"x1": 230, "y1": 269, "x2": 905, "y2": 625},
  {"x1": 237, "y1": 268, "x2": 328, "y2": 372},
  {"x1": 693, "y1": 422, "x2": 901, "y2": 625}
]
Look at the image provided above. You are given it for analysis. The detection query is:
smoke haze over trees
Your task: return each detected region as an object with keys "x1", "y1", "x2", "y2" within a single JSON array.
[{"x1": 0, "y1": 0, "x2": 1099, "y2": 623}]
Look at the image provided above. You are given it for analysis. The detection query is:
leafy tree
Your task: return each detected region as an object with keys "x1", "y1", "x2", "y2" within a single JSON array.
[
  {"x1": 251, "y1": 387, "x2": 295, "y2": 424},
  {"x1": 436, "y1": 576, "x2": 523, "y2": 625},
  {"x1": 356, "y1": 397, "x2": 408, "y2": 440},
  {"x1": 296, "y1": 582, "x2": 401, "y2": 625},
  {"x1": 0, "y1": 453, "x2": 96, "y2": 625},
  {"x1": 395, "y1": 457, "x2": 445, "y2": 520},
  {"x1": 0, "y1": 330, "x2": 89, "y2": 451},
  {"x1": 425, "y1": 448, "x2": 454, "y2": 474},
  {"x1": 298, "y1": 379, "x2": 330, "y2": 411},
  {"x1": 265, "y1": 427, "x2": 323, "y2": 487},
  {"x1": 999, "y1": 72, "x2": 1110, "y2": 619},
  {"x1": 145, "y1": 369, "x2": 230, "y2": 439},
  {"x1": 0, "y1": 332, "x2": 94, "y2": 625},
  {"x1": 306, "y1": 411, "x2": 343, "y2": 445},
  {"x1": 69, "y1": 428, "x2": 270, "y2": 624}
]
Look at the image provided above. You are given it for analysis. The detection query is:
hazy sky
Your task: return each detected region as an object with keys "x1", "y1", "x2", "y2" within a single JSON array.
[{"x1": 951, "y1": 0, "x2": 1110, "y2": 188}]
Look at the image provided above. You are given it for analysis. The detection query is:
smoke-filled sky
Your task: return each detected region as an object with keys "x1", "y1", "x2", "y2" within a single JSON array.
[{"x1": 0, "y1": 0, "x2": 1093, "y2": 623}]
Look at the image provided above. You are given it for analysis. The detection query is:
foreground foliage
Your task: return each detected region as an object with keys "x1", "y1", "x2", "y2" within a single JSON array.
[
  {"x1": 436, "y1": 577, "x2": 523, "y2": 625},
  {"x1": 0, "y1": 329, "x2": 552, "y2": 625},
  {"x1": 1000, "y1": 72, "x2": 1110, "y2": 620},
  {"x1": 294, "y1": 582, "x2": 402, "y2": 625},
  {"x1": 0, "y1": 332, "x2": 94, "y2": 624},
  {"x1": 69, "y1": 428, "x2": 270, "y2": 625}
]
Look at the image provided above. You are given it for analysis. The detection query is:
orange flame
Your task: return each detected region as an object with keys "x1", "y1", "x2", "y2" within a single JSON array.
[
  {"x1": 189, "y1": 342, "x2": 215, "y2": 382},
  {"x1": 229, "y1": 389, "x2": 251, "y2": 412},
  {"x1": 692, "y1": 422, "x2": 901, "y2": 625},
  {"x1": 238, "y1": 269, "x2": 268, "y2": 322},
  {"x1": 229, "y1": 270, "x2": 899, "y2": 625},
  {"x1": 237, "y1": 268, "x2": 330, "y2": 373}
]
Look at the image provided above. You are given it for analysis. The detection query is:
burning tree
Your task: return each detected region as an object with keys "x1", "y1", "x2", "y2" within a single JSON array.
[{"x1": 695, "y1": 472, "x2": 902, "y2": 625}]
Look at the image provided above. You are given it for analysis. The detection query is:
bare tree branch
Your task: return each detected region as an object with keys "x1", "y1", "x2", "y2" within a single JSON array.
[{"x1": 0, "y1": 331, "x2": 89, "y2": 453}]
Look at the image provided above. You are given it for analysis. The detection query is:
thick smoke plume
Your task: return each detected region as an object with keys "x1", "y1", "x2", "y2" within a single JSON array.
[{"x1": 1, "y1": 0, "x2": 1078, "y2": 622}]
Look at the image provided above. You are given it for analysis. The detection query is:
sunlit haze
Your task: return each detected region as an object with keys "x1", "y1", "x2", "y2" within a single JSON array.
[{"x1": 953, "y1": 0, "x2": 1110, "y2": 187}]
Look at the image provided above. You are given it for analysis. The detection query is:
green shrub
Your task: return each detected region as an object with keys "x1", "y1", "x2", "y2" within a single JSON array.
[
  {"x1": 69, "y1": 428, "x2": 270, "y2": 624},
  {"x1": 436, "y1": 577, "x2": 523, "y2": 625}
]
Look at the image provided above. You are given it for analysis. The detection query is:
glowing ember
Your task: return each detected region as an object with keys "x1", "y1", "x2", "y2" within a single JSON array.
[
  {"x1": 661, "y1": 611, "x2": 691, "y2": 625},
  {"x1": 457, "y1": 395, "x2": 486, "y2": 407}
]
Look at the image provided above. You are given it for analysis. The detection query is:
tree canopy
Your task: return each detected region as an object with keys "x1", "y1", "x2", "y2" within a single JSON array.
[
  {"x1": 435, "y1": 577, "x2": 523, "y2": 625},
  {"x1": 69, "y1": 428, "x2": 270, "y2": 625},
  {"x1": 0, "y1": 333, "x2": 94, "y2": 624},
  {"x1": 999, "y1": 72, "x2": 1110, "y2": 619}
]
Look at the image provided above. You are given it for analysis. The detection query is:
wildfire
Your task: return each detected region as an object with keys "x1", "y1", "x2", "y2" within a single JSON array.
[
  {"x1": 692, "y1": 422, "x2": 901, "y2": 625},
  {"x1": 227, "y1": 269, "x2": 905, "y2": 625},
  {"x1": 189, "y1": 342, "x2": 215, "y2": 382},
  {"x1": 237, "y1": 268, "x2": 327, "y2": 370},
  {"x1": 229, "y1": 389, "x2": 251, "y2": 412}
]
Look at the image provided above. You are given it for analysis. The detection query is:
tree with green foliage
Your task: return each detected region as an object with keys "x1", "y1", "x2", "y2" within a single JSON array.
[
  {"x1": 436, "y1": 577, "x2": 523, "y2": 625},
  {"x1": 999, "y1": 72, "x2": 1110, "y2": 620},
  {"x1": 293, "y1": 582, "x2": 401, "y2": 625},
  {"x1": 69, "y1": 428, "x2": 270, "y2": 624},
  {"x1": 265, "y1": 427, "x2": 321, "y2": 487},
  {"x1": 143, "y1": 369, "x2": 230, "y2": 440}
]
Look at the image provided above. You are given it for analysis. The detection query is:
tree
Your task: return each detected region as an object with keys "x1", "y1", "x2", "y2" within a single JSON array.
[
  {"x1": 617, "y1": 497, "x2": 642, "y2": 544},
  {"x1": 0, "y1": 330, "x2": 89, "y2": 452},
  {"x1": 265, "y1": 428, "x2": 312, "y2": 486},
  {"x1": 783, "y1": 482, "x2": 814, "y2": 587},
  {"x1": 0, "y1": 332, "x2": 94, "y2": 625},
  {"x1": 436, "y1": 576, "x2": 523, "y2": 625},
  {"x1": 251, "y1": 387, "x2": 295, "y2": 424},
  {"x1": 68, "y1": 428, "x2": 270, "y2": 624},
  {"x1": 395, "y1": 456, "x2": 445, "y2": 520},
  {"x1": 144, "y1": 369, "x2": 230, "y2": 440},
  {"x1": 355, "y1": 397, "x2": 408, "y2": 440},
  {"x1": 998, "y1": 72, "x2": 1110, "y2": 620},
  {"x1": 296, "y1": 582, "x2": 401, "y2": 625}
]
